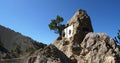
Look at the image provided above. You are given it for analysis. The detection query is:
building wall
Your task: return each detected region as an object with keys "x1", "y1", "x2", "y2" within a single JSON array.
[{"x1": 64, "y1": 25, "x2": 73, "y2": 38}]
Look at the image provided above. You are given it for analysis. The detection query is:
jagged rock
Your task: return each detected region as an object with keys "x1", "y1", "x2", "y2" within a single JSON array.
[
  {"x1": 78, "y1": 33, "x2": 120, "y2": 63},
  {"x1": 53, "y1": 32, "x2": 120, "y2": 63},
  {"x1": 53, "y1": 9, "x2": 94, "y2": 58},
  {"x1": 62, "y1": 9, "x2": 93, "y2": 44},
  {"x1": 53, "y1": 9, "x2": 120, "y2": 63},
  {"x1": 27, "y1": 44, "x2": 73, "y2": 63}
]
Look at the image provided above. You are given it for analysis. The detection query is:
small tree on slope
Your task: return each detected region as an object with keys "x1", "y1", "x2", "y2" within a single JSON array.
[{"x1": 48, "y1": 15, "x2": 65, "y2": 37}]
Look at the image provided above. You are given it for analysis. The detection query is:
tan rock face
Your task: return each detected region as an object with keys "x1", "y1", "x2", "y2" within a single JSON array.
[
  {"x1": 27, "y1": 44, "x2": 73, "y2": 63},
  {"x1": 78, "y1": 33, "x2": 120, "y2": 63},
  {"x1": 63, "y1": 9, "x2": 93, "y2": 44},
  {"x1": 54, "y1": 9, "x2": 94, "y2": 58},
  {"x1": 53, "y1": 33, "x2": 120, "y2": 63},
  {"x1": 53, "y1": 9, "x2": 120, "y2": 63}
]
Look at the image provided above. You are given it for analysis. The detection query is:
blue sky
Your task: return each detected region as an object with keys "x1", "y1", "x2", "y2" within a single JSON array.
[{"x1": 0, "y1": 0, "x2": 120, "y2": 44}]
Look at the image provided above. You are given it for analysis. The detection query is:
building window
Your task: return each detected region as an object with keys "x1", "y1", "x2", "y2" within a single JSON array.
[
  {"x1": 64, "y1": 25, "x2": 73, "y2": 38},
  {"x1": 69, "y1": 30, "x2": 71, "y2": 35}
]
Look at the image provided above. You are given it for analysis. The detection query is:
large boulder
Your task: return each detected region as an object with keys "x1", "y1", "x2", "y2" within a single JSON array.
[
  {"x1": 27, "y1": 44, "x2": 73, "y2": 63},
  {"x1": 78, "y1": 33, "x2": 120, "y2": 63}
]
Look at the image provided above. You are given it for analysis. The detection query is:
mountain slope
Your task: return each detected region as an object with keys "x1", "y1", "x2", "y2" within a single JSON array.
[{"x1": 0, "y1": 25, "x2": 46, "y2": 59}]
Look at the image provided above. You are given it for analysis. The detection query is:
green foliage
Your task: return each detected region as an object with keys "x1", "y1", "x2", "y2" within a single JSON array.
[
  {"x1": 114, "y1": 29, "x2": 120, "y2": 45},
  {"x1": 26, "y1": 47, "x2": 34, "y2": 54},
  {"x1": 48, "y1": 15, "x2": 65, "y2": 37},
  {"x1": 33, "y1": 41, "x2": 47, "y2": 49},
  {"x1": 10, "y1": 44, "x2": 21, "y2": 57}
]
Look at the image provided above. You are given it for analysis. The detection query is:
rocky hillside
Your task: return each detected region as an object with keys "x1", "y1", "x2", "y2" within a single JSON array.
[{"x1": 0, "y1": 25, "x2": 46, "y2": 59}]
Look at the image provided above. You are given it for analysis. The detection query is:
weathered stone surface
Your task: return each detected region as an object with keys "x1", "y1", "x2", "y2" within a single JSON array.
[
  {"x1": 78, "y1": 33, "x2": 120, "y2": 63},
  {"x1": 53, "y1": 9, "x2": 94, "y2": 58},
  {"x1": 63, "y1": 9, "x2": 93, "y2": 44},
  {"x1": 26, "y1": 44, "x2": 73, "y2": 63},
  {"x1": 53, "y1": 32, "x2": 120, "y2": 63},
  {"x1": 53, "y1": 9, "x2": 120, "y2": 63}
]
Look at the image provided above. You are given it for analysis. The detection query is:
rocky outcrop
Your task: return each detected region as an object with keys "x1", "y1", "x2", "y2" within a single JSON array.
[
  {"x1": 53, "y1": 9, "x2": 120, "y2": 63},
  {"x1": 53, "y1": 33, "x2": 120, "y2": 63},
  {"x1": 53, "y1": 9, "x2": 94, "y2": 58},
  {"x1": 62, "y1": 9, "x2": 93, "y2": 44},
  {"x1": 78, "y1": 33, "x2": 120, "y2": 63},
  {"x1": 27, "y1": 44, "x2": 73, "y2": 63}
]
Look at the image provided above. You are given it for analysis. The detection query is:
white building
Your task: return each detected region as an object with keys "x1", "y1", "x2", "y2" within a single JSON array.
[{"x1": 64, "y1": 25, "x2": 73, "y2": 38}]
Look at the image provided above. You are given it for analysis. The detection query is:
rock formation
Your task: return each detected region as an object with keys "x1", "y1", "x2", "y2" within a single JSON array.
[
  {"x1": 27, "y1": 33, "x2": 120, "y2": 63},
  {"x1": 62, "y1": 9, "x2": 93, "y2": 44},
  {"x1": 53, "y1": 9, "x2": 94, "y2": 58},
  {"x1": 53, "y1": 9, "x2": 120, "y2": 63},
  {"x1": 75, "y1": 33, "x2": 120, "y2": 63},
  {"x1": 53, "y1": 32, "x2": 120, "y2": 63},
  {"x1": 27, "y1": 44, "x2": 73, "y2": 63}
]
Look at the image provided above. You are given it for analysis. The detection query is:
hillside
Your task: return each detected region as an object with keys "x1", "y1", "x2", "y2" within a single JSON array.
[{"x1": 0, "y1": 25, "x2": 46, "y2": 59}]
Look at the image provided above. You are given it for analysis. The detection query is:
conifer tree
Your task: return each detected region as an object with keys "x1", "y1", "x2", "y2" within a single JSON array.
[{"x1": 48, "y1": 15, "x2": 65, "y2": 37}]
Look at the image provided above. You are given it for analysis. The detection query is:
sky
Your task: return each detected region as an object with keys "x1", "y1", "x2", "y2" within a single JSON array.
[{"x1": 0, "y1": 0, "x2": 120, "y2": 44}]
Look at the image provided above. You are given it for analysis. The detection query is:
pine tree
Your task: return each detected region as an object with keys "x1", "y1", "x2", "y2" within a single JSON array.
[{"x1": 48, "y1": 15, "x2": 65, "y2": 37}]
